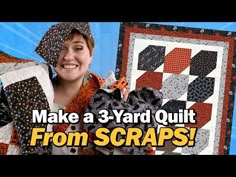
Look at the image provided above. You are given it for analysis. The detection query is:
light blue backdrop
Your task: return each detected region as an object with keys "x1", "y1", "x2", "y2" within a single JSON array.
[{"x1": 0, "y1": 22, "x2": 235, "y2": 154}]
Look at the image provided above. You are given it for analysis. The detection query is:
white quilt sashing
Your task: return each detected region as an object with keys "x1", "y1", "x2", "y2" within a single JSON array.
[{"x1": 0, "y1": 61, "x2": 54, "y2": 155}]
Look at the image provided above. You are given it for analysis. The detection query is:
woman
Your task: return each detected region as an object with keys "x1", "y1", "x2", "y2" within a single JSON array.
[{"x1": 35, "y1": 22, "x2": 133, "y2": 155}]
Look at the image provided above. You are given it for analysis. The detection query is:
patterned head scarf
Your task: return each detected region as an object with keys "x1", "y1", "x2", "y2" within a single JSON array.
[{"x1": 35, "y1": 22, "x2": 93, "y2": 66}]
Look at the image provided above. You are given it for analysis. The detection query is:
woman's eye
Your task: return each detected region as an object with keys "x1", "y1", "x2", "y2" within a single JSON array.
[{"x1": 75, "y1": 47, "x2": 83, "y2": 51}]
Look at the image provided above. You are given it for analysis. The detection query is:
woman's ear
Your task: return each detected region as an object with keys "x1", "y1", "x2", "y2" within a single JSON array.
[
  {"x1": 91, "y1": 49, "x2": 94, "y2": 58},
  {"x1": 89, "y1": 49, "x2": 94, "y2": 65}
]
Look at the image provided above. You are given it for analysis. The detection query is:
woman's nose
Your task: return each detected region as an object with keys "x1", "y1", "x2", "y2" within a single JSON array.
[{"x1": 63, "y1": 50, "x2": 74, "y2": 61}]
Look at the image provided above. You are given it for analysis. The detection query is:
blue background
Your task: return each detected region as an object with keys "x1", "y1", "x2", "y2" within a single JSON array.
[{"x1": 0, "y1": 22, "x2": 235, "y2": 154}]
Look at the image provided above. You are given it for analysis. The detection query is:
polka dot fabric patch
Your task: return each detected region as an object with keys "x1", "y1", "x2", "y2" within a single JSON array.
[
  {"x1": 4, "y1": 77, "x2": 50, "y2": 154},
  {"x1": 35, "y1": 22, "x2": 93, "y2": 67}
]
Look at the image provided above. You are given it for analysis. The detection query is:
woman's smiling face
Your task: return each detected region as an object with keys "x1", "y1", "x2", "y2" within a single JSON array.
[{"x1": 55, "y1": 33, "x2": 93, "y2": 82}]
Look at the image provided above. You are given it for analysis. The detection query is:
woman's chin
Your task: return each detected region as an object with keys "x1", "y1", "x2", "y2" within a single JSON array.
[{"x1": 63, "y1": 77, "x2": 81, "y2": 82}]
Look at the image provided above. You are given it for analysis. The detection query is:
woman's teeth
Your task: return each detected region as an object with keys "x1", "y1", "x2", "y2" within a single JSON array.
[{"x1": 62, "y1": 64, "x2": 78, "y2": 69}]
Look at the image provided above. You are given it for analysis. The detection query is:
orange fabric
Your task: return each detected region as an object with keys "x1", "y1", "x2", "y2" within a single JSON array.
[
  {"x1": 53, "y1": 72, "x2": 105, "y2": 133},
  {"x1": 0, "y1": 143, "x2": 8, "y2": 155},
  {"x1": 9, "y1": 127, "x2": 20, "y2": 146},
  {"x1": 146, "y1": 144, "x2": 155, "y2": 155},
  {"x1": 0, "y1": 51, "x2": 33, "y2": 63},
  {"x1": 110, "y1": 76, "x2": 128, "y2": 90},
  {"x1": 0, "y1": 127, "x2": 20, "y2": 155}
]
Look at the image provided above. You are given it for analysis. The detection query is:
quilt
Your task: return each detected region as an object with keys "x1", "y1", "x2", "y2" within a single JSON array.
[{"x1": 115, "y1": 22, "x2": 236, "y2": 155}]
